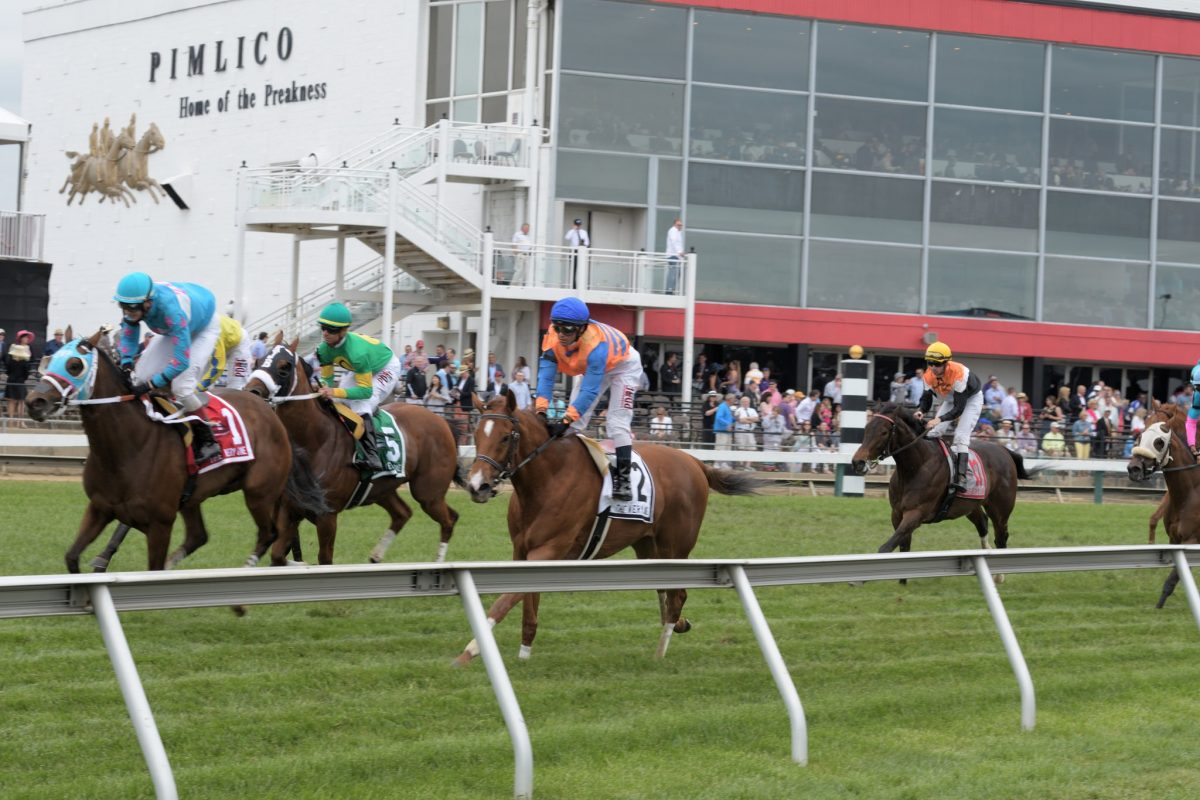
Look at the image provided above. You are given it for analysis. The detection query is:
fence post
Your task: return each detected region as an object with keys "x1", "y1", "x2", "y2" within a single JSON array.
[
  {"x1": 1093, "y1": 471, "x2": 1104, "y2": 504},
  {"x1": 839, "y1": 357, "x2": 870, "y2": 497}
]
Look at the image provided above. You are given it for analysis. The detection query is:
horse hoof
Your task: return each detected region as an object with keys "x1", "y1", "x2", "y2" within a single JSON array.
[
  {"x1": 231, "y1": 605, "x2": 248, "y2": 617},
  {"x1": 993, "y1": 574, "x2": 1006, "y2": 586},
  {"x1": 847, "y1": 580, "x2": 865, "y2": 588},
  {"x1": 450, "y1": 652, "x2": 474, "y2": 669},
  {"x1": 90, "y1": 557, "x2": 110, "y2": 573},
  {"x1": 368, "y1": 555, "x2": 382, "y2": 564},
  {"x1": 674, "y1": 619, "x2": 692, "y2": 634}
]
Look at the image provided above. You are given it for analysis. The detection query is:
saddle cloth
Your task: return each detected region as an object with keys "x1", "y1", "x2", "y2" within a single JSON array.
[
  {"x1": 577, "y1": 436, "x2": 655, "y2": 523},
  {"x1": 149, "y1": 394, "x2": 255, "y2": 476},
  {"x1": 936, "y1": 440, "x2": 988, "y2": 499},
  {"x1": 331, "y1": 404, "x2": 406, "y2": 479}
]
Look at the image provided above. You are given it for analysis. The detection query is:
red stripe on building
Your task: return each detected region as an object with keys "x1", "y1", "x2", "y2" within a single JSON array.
[{"x1": 655, "y1": 0, "x2": 1200, "y2": 57}]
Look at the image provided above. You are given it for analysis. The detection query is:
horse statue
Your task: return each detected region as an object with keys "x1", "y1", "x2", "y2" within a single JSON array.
[
  {"x1": 61, "y1": 125, "x2": 137, "y2": 207},
  {"x1": 453, "y1": 391, "x2": 764, "y2": 666},
  {"x1": 243, "y1": 336, "x2": 463, "y2": 566},
  {"x1": 26, "y1": 328, "x2": 329, "y2": 573},
  {"x1": 1127, "y1": 404, "x2": 1200, "y2": 607},
  {"x1": 850, "y1": 404, "x2": 1031, "y2": 569},
  {"x1": 120, "y1": 121, "x2": 166, "y2": 203}
]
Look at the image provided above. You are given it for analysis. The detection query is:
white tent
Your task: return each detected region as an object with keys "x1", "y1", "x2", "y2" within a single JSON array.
[{"x1": 0, "y1": 106, "x2": 31, "y2": 144}]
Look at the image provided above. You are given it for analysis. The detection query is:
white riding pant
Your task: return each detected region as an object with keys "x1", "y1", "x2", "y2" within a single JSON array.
[
  {"x1": 336, "y1": 355, "x2": 402, "y2": 417},
  {"x1": 925, "y1": 391, "x2": 984, "y2": 454},
  {"x1": 568, "y1": 349, "x2": 643, "y2": 448},
  {"x1": 134, "y1": 315, "x2": 221, "y2": 413},
  {"x1": 224, "y1": 326, "x2": 253, "y2": 390}
]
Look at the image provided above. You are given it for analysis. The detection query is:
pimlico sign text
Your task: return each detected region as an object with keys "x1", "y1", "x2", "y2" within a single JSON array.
[{"x1": 148, "y1": 27, "x2": 329, "y2": 119}]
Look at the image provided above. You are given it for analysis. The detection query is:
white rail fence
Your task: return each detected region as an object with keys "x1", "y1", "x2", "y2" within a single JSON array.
[{"x1": 2, "y1": 546, "x2": 1198, "y2": 799}]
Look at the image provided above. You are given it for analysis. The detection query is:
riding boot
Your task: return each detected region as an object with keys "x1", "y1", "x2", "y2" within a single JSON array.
[
  {"x1": 356, "y1": 413, "x2": 385, "y2": 473},
  {"x1": 191, "y1": 421, "x2": 221, "y2": 462},
  {"x1": 612, "y1": 445, "x2": 633, "y2": 502},
  {"x1": 951, "y1": 451, "x2": 970, "y2": 493}
]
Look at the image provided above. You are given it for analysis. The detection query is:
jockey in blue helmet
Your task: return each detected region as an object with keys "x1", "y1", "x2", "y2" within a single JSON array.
[
  {"x1": 1188, "y1": 357, "x2": 1200, "y2": 453},
  {"x1": 535, "y1": 297, "x2": 644, "y2": 501},
  {"x1": 113, "y1": 271, "x2": 222, "y2": 461}
]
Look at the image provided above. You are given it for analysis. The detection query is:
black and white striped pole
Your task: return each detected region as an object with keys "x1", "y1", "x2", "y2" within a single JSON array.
[{"x1": 838, "y1": 348, "x2": 869, "y2": 497}]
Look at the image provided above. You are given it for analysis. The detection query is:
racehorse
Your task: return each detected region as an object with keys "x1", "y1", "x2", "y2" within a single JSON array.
[
  {"x1": 454, "y1": 391, "x2": 764, "y2": 665},
  {"x1": 243, "y1": 337, "x2": 463, "y2": 566},
  {"x1": 850, "y1": 404, "x2": 1031, "y2": 565},
  {"x1": 1127, "y1": 404, "x2": 1200, "y2": 607},
  {"x1": 25, "y1": 329, "x2": 328, "y2": 573}
]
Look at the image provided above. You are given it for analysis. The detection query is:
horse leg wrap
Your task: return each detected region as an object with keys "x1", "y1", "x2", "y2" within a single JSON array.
[
  {"x1": 166, "y1": 549, "x2": 188, "y2": 570},
  {"x1": 463, "y1": 618, "x2": 497, "y2": 659},
  {"x1": 244, "y1": 553, "x2": 260, "y2": 568},
  {"x1": 435, "y1": 541, "x2": 450, "y2": 563},
  {"x1": 90, "y1": 555, "x2": 111, "y2": 572},
  {"x1": 655, "y1": 623, "x2": 674, "y2": 659},
  {"x1": 370, "y1": 530, "x2": 397, "y2": 563},
  {"x1": 518, "y1": 644, "x2": 532, "y2": 660}
]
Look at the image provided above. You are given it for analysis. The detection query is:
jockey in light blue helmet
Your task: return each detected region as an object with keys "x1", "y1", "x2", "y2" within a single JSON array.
[{"x1": 1188, "y1": 357, "x2": 1200, "y2": 452}]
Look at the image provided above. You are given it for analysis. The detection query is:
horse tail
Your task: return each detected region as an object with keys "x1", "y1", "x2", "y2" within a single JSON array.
[
  {"x1": 1006, "y1": 449, "x2": 1039, "y2": 480},
  {"x1": 703, "y1": 462, "x2": 769, "y2": 496},
  {"x1": 286, "y1": 444, "x2": 333, "y2": 516}
]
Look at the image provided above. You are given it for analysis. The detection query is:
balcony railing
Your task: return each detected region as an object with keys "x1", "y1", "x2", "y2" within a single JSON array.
[
  {"x1": 0, "y1": 211, "x2": 45, "y2": 261},
  {"x1": 491, "y1": 243, "x2": 684, "y2": 295}
]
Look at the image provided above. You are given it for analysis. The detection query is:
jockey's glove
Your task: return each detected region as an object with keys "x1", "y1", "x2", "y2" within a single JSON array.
[
  {"x1": 129, "y1": 380, "x2": 153, "y2": 397},
  {"x1": 548, "y1": 419, "x2": 572, "y2": 439}
]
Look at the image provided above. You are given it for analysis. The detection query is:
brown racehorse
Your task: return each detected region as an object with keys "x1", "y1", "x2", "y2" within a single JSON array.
[
  {"x1": 26, "y1": 329, "x2": 328, "y2": 572},
  {"x1": 1127, "y1": 404, "x2": 1200, "y2": 607},
  {"x1": 850, "y1": 404, "x2": 1031, "y2": 566},
  {"x1": 453, "y1": 391, "x2": 764, "y2": 665},
  {"x1": 243, "y1": 337, "x2": 463, "y2": 565}
]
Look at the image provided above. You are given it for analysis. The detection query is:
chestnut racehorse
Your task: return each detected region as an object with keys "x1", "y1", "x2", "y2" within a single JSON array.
[
  {"x1": 243, "y1": 338, "x2": 463, "y2": 565},
  {"x1": 454, "y1": 391, "x2": 764, "y2": 665},
  {"x1": 850, "y1": 404, "x2": 1030, "y2": 563},
  {"x1": 25, "y1": 329, "x2": 328, "y2": 572},
  {"x1": 1127, "y1": 404, "x2": 1200, "y2": 607}
]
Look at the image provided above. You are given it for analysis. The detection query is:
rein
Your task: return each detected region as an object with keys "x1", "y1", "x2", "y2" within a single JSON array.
[
  {"x1": 475, "y1": 411, "x2": 558, "y2": 484},
  {"x1": 1160, "y1": 427, "x2": 1200, "y2": 473},
  {"x1": 867, "y1": 413, "x2": 929, "y2": 468}
]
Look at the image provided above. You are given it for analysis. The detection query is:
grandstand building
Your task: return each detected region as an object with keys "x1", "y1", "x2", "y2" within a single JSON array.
[{"x1": 16, "y1": 0, "x2": 1200, "y2": 401}]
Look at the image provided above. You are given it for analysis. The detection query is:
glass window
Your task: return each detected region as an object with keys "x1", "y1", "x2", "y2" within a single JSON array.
[
  {"x1": 1048, "y1": 119, "x2": 1153, "y2": 194},
  {"x1": 512, "y1": 0, "x2": 528, "y2": 90},
  {"x1": 483, "y1": 1, "x2": 511, "y2": 94},
  {"x1": 813, "y1": 97, "x2": 926, "y2": 175},
  {"x1": 425, "y1": 101, "x2": 449, "y2": 127},
  {"x1": 689, "y1": 231, "x2": 802, "y2": 306},
  {"x1": 927, "y1": 250, "x2": 1036, "y2": 319},
  {"x1": 930, "y1": 183, "x2": 1038, "y2": 251},
  {"x1": 1045, "y1": 191, "x2": 1150, "y2": 260},
  {"x1": 556, "y1": 152, "x2": 648, "y2": 204},
  {"x1": 815, "y1": 23, "x2": 930, "y2": 102},
  {"x1": 561, "y1": 0, "x2": 686, "y2": 79},
  {"x1": 1161, "y1": 57, "x2": 1200, "y2": 128},
  {"x1": 1043, "y1": 257, "x2": 1148, "y2": 328},
  {"x1": 690, "y1": 87, "x2": 807, "y2": 166},
  {"x1": 657, "y1": 160, "x2": 681, "y2": 207},
  {"x1": 810, "y1": 173, "x2": 923, "y2": 243},
  {"x1": 454, "y1": 2, "x2": 484, "y2": 96},
  {"x1": 807, "y1": 240, "x2": 921, "y2": 313},
  {"x1": 481, "y1": 95, "x2": 508, "y2": 124},
  {"x1": 688, "y1": 162, "x2": 805, "y2": 236},
  {"x1": 1155, "y1": 265, "x2": 1200, "y2": 330},
  {"x1": 427, "y1": 4, "x2": 453, "y2": 99},
  {"x1": 452, "y1": 97, "x2": 479, "y2": 123},
  {"x1": 692, "y1": 10, "x2": 810, "y2": 91},
  {"x1": 1157, "y1": 200, "x2": 1200, "y2": 264},
  {"x1": 932, "y1": 108, "x2": 1041, "y2": 184},
  {"x1": 1050, "y1": 45, "x2": 1154, "y2": 122},
  {"x1": 935, "y1": 34, "x2": 1043, "y2": 111},
  {"x1": 558, "y1": 74, "x2": 684, "y2": 155},
  {"x1": 1159, "y1": 128, "x2": 1200, "y2": 197}
]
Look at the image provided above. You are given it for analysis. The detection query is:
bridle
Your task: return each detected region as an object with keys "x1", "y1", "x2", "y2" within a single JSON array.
[
  {"x1": 1134, "y1": 420, "x2": 1200, "y2": 474},
  {"x1": 248, "y1": 345, "x2": 320, "y2": 405},
  {"x1": 473, "y1": 411, "x2": 558, "y2": 484},
  {"x1": 864, "y1": 412, "x2": 928, "y2": 469}
]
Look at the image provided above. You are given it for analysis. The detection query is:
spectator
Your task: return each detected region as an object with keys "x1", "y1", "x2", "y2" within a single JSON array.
[
  {"x1": 1070, "y1": 384, "x2": 1088, "y2": 419},
  {"x1": 648, "y1": 405, "x2": 673, "y2": 441},
  {"x1": 889, "y1": 372, "x2": 909, "y2": 405},
  {"x1": 485, "y1": 352, "x2": 504, "y2": 385},
  {"x1": 659, "y1": 352, "x2": 683, "y2": 395},
  {"x1": 791, "y1": 419, "x2": 818, "y2": 472},
  {"x1": 692, "y1": 353, "x2": 710, "y2": 392},
  {"x1": 984, "y1": 376, "x2": 1006, "y2": 418},
  {"x1": 908, "y1": 369, "x2": 925, "y2": 405},
  {"x1": 1000, "y1": 387, "x2": 1020, "y2": 421},
  {"x1": 404, "y1": 356, "x2": 428, "y2": 404},
  {"x1": 713, "y1": 393, "x2": 736, "y2": 469},
  {"x1": 796, "y1": 389, "x2": 819, "y2": 428},
  {"x1": 823, "y1": 374, "x2": 842, "y2": 404},
  {"x1": 995, "y1": 418, "x2": 1018, "y2": 452},
  {"x1": 700, "y1": 390, "x2": 721, "y2": 446},
  {"x1": 1016, "y1": 420, "x2": 1038, "y2": 455},
  {"x1": 1042, "y1": 421, "x2": 1067, "y2": 457},
  {"x1": 4, "y1": 330, "x2": 35, "y2": 425},
  {"x1": 733, "y1": 395, "x2": 760, "y2": 470},
  {"x1": 423, "y1": 373, "x2": 451, "y2": 411},
  {"x1": 1126, "y1": 407, "x2": 1147, "y2": 457},
  {"x1": 1039, "y1": 394, "x2": 1064, "y2": 427},
  {"x1": 1016, "y1": 392, "x2": 1034, "y2": 425},
  {"x1": 509, "y1": 369, "x2": 532, "y2": 410},
  {"x1": 744, "y1": 361, "x2": 764, "y2": 387},
  {"x1": 43, "y1": 328, "x2": 66, "y2": 359},
  {"x1": 1072, "y1": 410, "x2": 1094, "y2": 460},
  {"x1": 483, "y1": 369, "x2": 507, "y2": 402},
  {"x1": 511, "y1": 223, "x2": 532, "y2": 286},
  {"x1": 761, "y1": 403, "x2": 787, "y2": 471},
  {"x1": 250, "y1": 331, "x2": 269, "y2": 362},
  {"x1": 664, "y1": 218, "x2": 684, "y2": 294},
  {"x1": 513, "y1": 355, "x2": 533, "y2": 383}
]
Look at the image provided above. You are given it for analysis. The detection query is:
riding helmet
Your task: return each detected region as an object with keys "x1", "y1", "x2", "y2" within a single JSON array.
[
  {"x1": 318, "y1": 302, "x2": 353, "y2": 328},
  {"x1": 924, "y1": 341, "x2": 952, "y2": 363},
  {"x1": 549, "y1": 297, "x2": 589, "y2": 325},
  {"x1": 113, "y1": 272, "x2": 155, "y2": 304}
]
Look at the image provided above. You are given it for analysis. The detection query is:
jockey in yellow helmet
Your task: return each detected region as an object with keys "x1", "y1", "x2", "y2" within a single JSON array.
[{"x1": 913, "y1": 341, "x2": 983, "y2": 492}]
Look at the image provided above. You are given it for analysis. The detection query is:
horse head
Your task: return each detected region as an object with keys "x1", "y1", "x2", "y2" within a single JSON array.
[
  {"x1": 27, "y1": 327, "x2": 125, "y2": 420},
  {"x1": 467, "y1": 390, "x2": 534, "y2": 503},
  {"x1": 1129, "y1": 405, "x2": 1187, "y2": 481},
  {"x1": 244, "y1": 333, "x2": 301, "y2": 400},
  {"x1": 851, "y1": 403, "x2": 922, "y2": 475}
]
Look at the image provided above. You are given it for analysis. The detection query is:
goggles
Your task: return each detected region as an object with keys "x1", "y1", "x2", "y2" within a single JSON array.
[
  {"x1": 119, "y1": 302, "x2": 145, "y2": 313},
  {"x1": 926, "y1": 359, "x2": 948, "y2": 367},
  {"x1": 319, "y1": 324, "x2": 347, "y2": 334},
  {"x1": 552, "y1": 322, "x2": 584, "y2": 336}
]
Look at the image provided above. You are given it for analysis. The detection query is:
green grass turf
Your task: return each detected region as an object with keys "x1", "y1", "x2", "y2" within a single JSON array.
[{"x1": 0, "y1": 480, "x2": 1197, "y2": 799}]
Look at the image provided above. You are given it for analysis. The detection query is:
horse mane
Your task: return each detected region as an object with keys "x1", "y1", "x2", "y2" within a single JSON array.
[
  {"x1": 1148, "y1": 403, "x2": 1185, "y2": 432},
  {"x1": 90, "y1": 337, "x2": 130, "y2": 393},
  {"x1": 876, "y1": 402, "x2": 924, "y2": 436}
]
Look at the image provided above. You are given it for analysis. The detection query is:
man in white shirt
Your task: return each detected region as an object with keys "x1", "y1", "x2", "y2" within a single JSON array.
[
  {"x1": 565, "y1": 218, "x2": 590, "y2": 248},
  {"x1": 508, "y1": 370, "x2": 532, "y2": 410},
  {"x1": 664, "y1": 218, "x2": 684, "y2": 294},
  {"x1": 648, "y1": 405, "x2": 673, "y2": 441},
  {"x1": 511, "y1": 223, "x2": 532, "y2": 286}
]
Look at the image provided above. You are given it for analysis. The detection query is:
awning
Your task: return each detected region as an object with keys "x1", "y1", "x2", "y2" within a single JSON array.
[{"x1": 0, "y1": 107, "x2": 31, "y2": 144}]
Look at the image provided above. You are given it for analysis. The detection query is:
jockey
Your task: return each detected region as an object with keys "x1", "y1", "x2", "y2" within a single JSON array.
[
  {"x1": 113, "y1": 271, "x2": 222, "y2": 462},
  {"x1": 535, "y1": 297, "x2": 644, "y2": 501},
  {"x1": 314, "y1": 302, "x2": 401, "y2": 473},
  {"x1": 1188, "y1": 357, "x2": 1200, "y2": 453},
  {"x1": 199, "y1": 315, "x2": 254, "y2": 391},
  {"x1": 912, "y1": 340, "x2": 983, "y2": 492}
]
